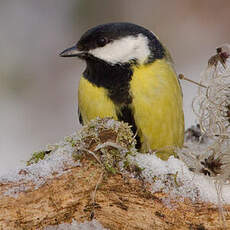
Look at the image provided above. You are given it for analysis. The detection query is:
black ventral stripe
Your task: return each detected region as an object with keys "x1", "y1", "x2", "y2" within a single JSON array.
[
  {"x1": 83, "y1": 56, "x2": 141, "y2": 149},
  {"x1": 117, "y1": 106, "x2": 141, "y2": 149}
]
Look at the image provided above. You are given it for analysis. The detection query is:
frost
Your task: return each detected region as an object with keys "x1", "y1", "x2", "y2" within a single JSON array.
[
  {"x1": 171, "y1": 46, "x2": 230, "y2": 209},
  {"x1": 44, "y1": 219, "x2": 108, "y2": 230},
  {"x1": 193, "y1": 56, "x2": 230, "y2": 139},
  {"x1": 0, "y1": 117, "x2": 135, "y2": 198},
  {"x1": 132, "y1": 152, "x2": 230, "y2": 204},
  {"x1": 0, "y1": 137, "x2": 81, "y2": 197}
]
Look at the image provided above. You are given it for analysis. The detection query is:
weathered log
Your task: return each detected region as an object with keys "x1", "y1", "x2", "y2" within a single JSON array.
[
  {"x1": 1, "y1": 158, "x2": 230, "y2": 230},
  {"x1": 0, "y1": 118, "x2": 230, "y2": 229}
]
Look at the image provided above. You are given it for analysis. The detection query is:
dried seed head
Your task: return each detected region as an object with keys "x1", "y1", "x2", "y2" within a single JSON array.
[
  {"x1": 200, "y1": 154, "x2": 222, "y2": 176},
  {"x1": 208, "y1": 44, "x2": 230, "y2": 68},
  {"x1": 178, "y1": 45, "x2": 230, "y2": 226},
  {"x1": 192, "y1": 45, "x2": 230, "y2": 139},
  {"x1": 179, "y1": 44, "x2": 230, "y2": 182}
]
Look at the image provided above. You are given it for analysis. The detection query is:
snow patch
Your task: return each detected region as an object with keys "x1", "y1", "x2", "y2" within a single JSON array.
[
  {"x1": 132, "y1": 153, "x2": 230, "y2": 204},
  {"x1": 0, "y1": 137, "x2": 81, "y2": 197},
  {"x1": 44, "y1": 219, "x2": 108, "y2": 230}
]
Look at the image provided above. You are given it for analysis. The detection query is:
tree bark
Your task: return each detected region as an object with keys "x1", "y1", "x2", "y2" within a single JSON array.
[
  {"x1": 0, "y1": 157, "x2": 230, "y2": 230},
  {"x1": 1, "y1": 118, "x2": 230, "y2": 230}
]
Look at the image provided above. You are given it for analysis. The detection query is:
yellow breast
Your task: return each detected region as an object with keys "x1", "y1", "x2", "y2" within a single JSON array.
[
  {"x1": 130, "y1": 59, "x2": 184, "y2": 155},
  {"x1": 78, "y1": 59, "x2": 184, "y2": 159},
  {"x1": 78, "y1": 77, "x2": 117, "y2": 124}
]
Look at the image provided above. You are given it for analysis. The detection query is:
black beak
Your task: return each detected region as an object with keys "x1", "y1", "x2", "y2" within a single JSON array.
[{"x1": 59, "y1": 45, "x2": 83, "y2": 57}]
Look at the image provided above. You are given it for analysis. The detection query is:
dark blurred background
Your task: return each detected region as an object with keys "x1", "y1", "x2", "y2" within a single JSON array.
[{"x1": 1, "y1": 0, "x2": 230, "y2": 174}]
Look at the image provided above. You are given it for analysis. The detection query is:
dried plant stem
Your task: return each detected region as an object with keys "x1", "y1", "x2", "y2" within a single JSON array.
[
  {"x1": 95, "y1": 142, "x2": 126, "y2": 152},
  {"x1": 178, "y1": 74, "x2": 207, "y2": 88},
  {"x1": 92, "y1": 171, "x2": 104, "y2": 204},
  {"x1": 80, "y1": 147, "x2": 103, "y2": 166},
  {"x1": 215, "y1": 181, "x2": 226, "y2": 229},
  {"x1": 90, "y1": 171, "x2": 104, "y2": 219}
]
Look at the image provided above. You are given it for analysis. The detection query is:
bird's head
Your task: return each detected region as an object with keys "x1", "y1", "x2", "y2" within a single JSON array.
[{"x1": 60, "y1": 22, "x2": 165, "y2": 66}]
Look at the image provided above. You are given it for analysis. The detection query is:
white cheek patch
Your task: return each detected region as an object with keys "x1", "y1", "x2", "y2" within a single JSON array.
[{"x1": 89, "y1": 34, "x2": 150, "y2": 64}]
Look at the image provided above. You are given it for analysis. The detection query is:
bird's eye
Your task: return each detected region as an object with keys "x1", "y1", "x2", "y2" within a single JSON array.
[{"x1": 97, "y1": 37, "x2": 108, "y2": 47}]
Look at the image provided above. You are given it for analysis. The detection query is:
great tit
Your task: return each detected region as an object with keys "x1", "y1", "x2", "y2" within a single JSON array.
[{"x1": 60, "y1": 22, "x2": 184, "y2": 159}]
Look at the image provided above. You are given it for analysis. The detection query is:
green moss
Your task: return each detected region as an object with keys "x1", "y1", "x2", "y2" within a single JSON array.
[
  {"x1": 71, "y1": 118, "x2": 139, "y2": 176},
  {"x1": 27, "y1": 150, "x2": 51, "y2": 166},
  {"x1": 72, "y1": 153, "x2": 83, "y2": 161},
  {"x1": 123, "y1": 159, "x2": 130, "y2": 170},
  {"x1": 173, "y1": 171, "x2": 179, "y2": 187},
  {"x1": 104, "y1": 163, "x2": 117, "y2": 175},
  {"x1": 65, "y1": 136, "x2": 78, "y2": 147},
  {"x1": 132, "y1": 164, "x2": 144, "y2": 174},
  {"x1": 123, "y1": 159, "x2": 144, "y2": 175}
]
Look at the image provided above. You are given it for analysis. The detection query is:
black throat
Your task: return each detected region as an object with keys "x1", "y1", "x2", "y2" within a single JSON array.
[
  {"x1": 83, "y1": 56, "x2": 133, "y2": 104},
  {"x1": 83, "y1": 56, "x2": 141, "y2": 149}
]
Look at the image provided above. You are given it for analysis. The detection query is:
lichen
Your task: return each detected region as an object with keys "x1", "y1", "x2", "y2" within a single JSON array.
[
  {"x1": 27, "y1": 150, "x2": 51, "y2": 166},
  {"x1": 25, "y1": 118, "x2": 141, "y2": 177},
  {"x1": 71, "y1": 117, "x2": 138, "y2": 175}
]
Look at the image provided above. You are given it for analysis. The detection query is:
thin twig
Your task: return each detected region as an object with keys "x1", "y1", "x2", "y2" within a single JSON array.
[
  {"x1": 90, "y1": 171, "x2": 104, "y2": 219},
  {"x1": 131, "y1": 131, "x2": 138, "y2": 145},
  {"x1": 95, "y1": 141, "x2": 126, "y2": 152},
  {"x1": 215, "y1": 180, "x2": 226, "y2": 229},
  {"x1": 178, "y1": 74, "x2": 207, "y2": 88},
  {"x1": 80, "y1": 147, "x2": 103, "y2": 166},
  {"x1": 92, "y1": 171, "x2": 104, "y2": 204}
]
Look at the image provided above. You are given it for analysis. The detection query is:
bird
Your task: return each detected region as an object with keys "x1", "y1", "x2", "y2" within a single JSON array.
[{"x1": 60, "y1": 22, "x2": 184, "y2": 160}]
